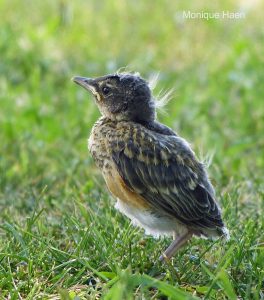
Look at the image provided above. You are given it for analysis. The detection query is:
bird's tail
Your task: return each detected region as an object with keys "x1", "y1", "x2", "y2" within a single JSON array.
[
  {"x1": 217, "y1": 226, "x2": 230, "y2": 241},
  {"x1": 200, "y1": 226, "x2": 230, "y2": 241}
]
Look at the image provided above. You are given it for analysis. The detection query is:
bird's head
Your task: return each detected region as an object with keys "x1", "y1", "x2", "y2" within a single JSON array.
[{"x1": 72, "y1": 72, "x2": 155, "y2": 122}]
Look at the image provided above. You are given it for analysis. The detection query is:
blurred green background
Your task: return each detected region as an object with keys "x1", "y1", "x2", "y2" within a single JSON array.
[{"x1": 0, "y1": 0, "x2": 263, "y2": 299}]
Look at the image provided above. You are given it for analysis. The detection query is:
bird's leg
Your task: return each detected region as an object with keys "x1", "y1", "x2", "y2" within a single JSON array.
[{"x1": 159, "y1": 231, "x2": 192, "y2": 262}]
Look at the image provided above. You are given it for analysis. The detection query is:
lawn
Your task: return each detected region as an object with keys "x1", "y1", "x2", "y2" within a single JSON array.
[{"x1": 0, "y1": 0, "x2": 263, "y2": 299}]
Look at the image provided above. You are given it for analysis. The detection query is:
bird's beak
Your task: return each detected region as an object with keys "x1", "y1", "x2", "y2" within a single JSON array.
[{"x1": 72, "y1": 76, "x2": 97, "y2": 94}]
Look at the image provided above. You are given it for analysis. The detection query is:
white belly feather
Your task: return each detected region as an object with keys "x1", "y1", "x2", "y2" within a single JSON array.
[{"x1": 115, "y1": 199, "x2": 188, "y2": 238}]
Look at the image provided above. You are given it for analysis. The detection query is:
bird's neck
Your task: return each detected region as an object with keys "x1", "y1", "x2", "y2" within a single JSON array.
[
  {"x1": 137, "y1": 120, "x2": 177, "y2": 136},
  {"x1": 97, "y1": 116, "x2": 177, "y2": 136}
]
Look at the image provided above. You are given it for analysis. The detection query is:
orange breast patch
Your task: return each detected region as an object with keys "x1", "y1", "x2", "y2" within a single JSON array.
[{"x1": 103, "y1": 167, "x2": 150, "y2": 209}]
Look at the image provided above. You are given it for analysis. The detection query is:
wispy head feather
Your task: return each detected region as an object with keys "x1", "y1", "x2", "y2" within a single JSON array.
[
  {"x1": 115, "y1": 67, "x2": 140, "y2": 78},
  {"x1": 148, "y1": 73, "x2": 174, "y2": 114},
  {"x1": 148, "y1": 72, "x2": 159, "y2": 91},
  {"x1": 154, "y1": 88, "x2": 174, "y2": 110},
  {"x1": 114, "y1": 69, "x2": 175, "y2": 114}
]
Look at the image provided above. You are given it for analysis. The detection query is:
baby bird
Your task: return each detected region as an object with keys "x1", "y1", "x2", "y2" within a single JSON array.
[{"x1": 72, "y1": 72, "x2": 229, "y2": 261}]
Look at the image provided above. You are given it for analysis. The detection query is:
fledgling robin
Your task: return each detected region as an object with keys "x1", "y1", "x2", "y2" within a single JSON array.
[{"x1": 72, "y1": 72, "x2": 229, "y2": 261}]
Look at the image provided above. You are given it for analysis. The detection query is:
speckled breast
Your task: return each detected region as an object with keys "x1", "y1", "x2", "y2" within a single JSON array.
[
  {"x1": 87, "y1": 117, "x2": 150, "y2": 209},
  {"x1": 88, "y1": 117, "x2": 115, "y2": 172}
]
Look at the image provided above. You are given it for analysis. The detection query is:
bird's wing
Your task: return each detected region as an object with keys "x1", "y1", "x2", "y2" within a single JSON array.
[{"x1": 110, "y1": 123, "x2": 224, "y2": 230}]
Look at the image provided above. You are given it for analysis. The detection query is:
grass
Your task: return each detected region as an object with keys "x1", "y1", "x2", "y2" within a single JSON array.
[{"x1": 0, "y1": 0, "x2": 264, "y2": 299}]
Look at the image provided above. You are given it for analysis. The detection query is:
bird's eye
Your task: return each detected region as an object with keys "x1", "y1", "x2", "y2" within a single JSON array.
[{"x1": 102, "y1": 86, "x2": 110, "y2": 95}]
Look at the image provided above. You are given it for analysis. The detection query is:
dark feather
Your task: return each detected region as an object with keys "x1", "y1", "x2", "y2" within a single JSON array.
[{"x1": 111, "y1": 123, "x2": 224, "y2": 230}]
